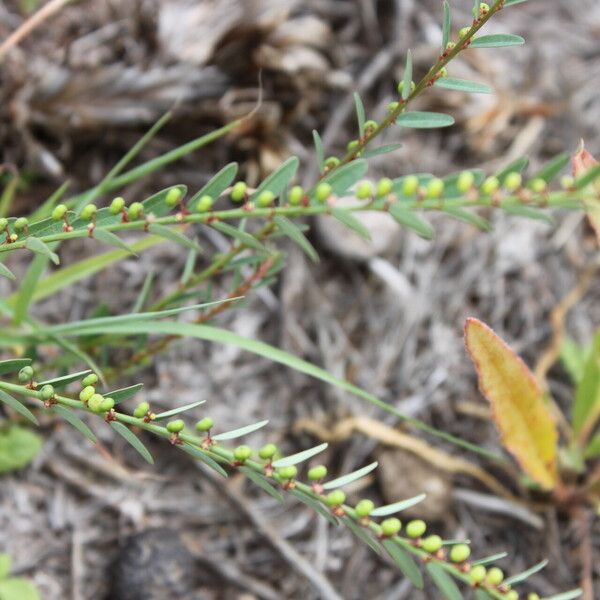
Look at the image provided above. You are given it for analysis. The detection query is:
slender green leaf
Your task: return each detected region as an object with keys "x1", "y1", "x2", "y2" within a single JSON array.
[
  {"x1": 180, "y1": 250, "x2": 196, "y2": 287},
  {"x1": 501, "y1": 205, "x2": 554, "y2": 224},
  {"x1": 188, "y1": 162, "x2": 238, "y2": 208},
  {"x1": 533, "y1": 153, "x2": 569, "y2": 183},
  {"x1": 402, "y1": 50, "x2": 413, "y2": 100},
  {"x1": 434, "y1": 77, "x2": 493, "y2": 94},
  {"x1": 426, "y1": 562, "x2": 462, "y2": 600},
  {"x1": 52, "y1": 405, "x2": 97, "y2": 443},
  {"x1": 239, "y1": 466, "x2": 284, "y2": 503},
  {"x1": 397, "y1": 112, "x2": 454, "y2": 129},
  {"x1": 250, "y1": 157, "x2": 300, "y2": 202},
  {"x1": 13, "y1": 247, "x2": 54, "y2": 324},
  {"x1": 274, "y1": 216, "x2": 319, "y2": 262},
  {"x1": 575, "y1": 163, "x2": 600, "y2": 190},
  {"x1": 382, "y1": 539, "x2": 423, "y2": 588},
  {"x1": 133, "y1": 272, "x2": 155, "y2": 313},
  {"x1": 38, "y1": 370, "x2": 92, "y2": 388},
  {"x1": 331, "y1": 208, "x2": 371, "y2": 240},
  {"x1": 342, "y1": 517, "x2": 382, "y2": 555},
  {"x1": 363, "y1": 144, "x2": 403, "y2": 159},
  {"x1": 272, "y1": 443, "x2": 328, "y2": 468},
  {"x1": 474, "y1": 590, "x2": 495, "y2": 600},
  {"x1": 110, "y1": 421, "x2": 153, "y2": 464},
  {"x1": 153, "y1": 400, "x2": 206, "y2": 420},
  {"x1": 371, "y1": 494, "x2": 426, "y2": 517},
  {"x1": 470, "y1": 34, "x2": 525, "y2": 48},
  {"x1": 543, "y1": 591, "x2": 582, "y2": 600},
  {"x1": 572, "y1": 332, "x2": 600, "y2": 436},
  {"x1": 496, "y1": 157, "x2": 529, "y2": 184},
  {"x1": 313, "y1": 130, "x2": 325, "y2": 173},
  {"x1": 320, "y1": 159, "x2": 368, "y2": 196},
  {"x1": 0, "y1": 262, "x2": 16, "y2": 281},
  {"x1": 354, "y1": 93, "x2": 366, "y2": 137},
  {"x1": 210, "y1": 221, "x2": 268, "y2": 252},
  {"x1": 181, "y1": 443, "x2": 228, "y2": 477},
  {"x1": 0, "y1": 389, "x2": 38, "y2": 425},
  {"x1": 108, "y1": 383, "x2": 144, "y2": 404},
  {"x1": 322, "y1": 462, "x2": 378, "y2": 490},
  {"x1": 93, "y1": 229, "x2": 136, "y2": 255},
  {"x1": 560, "y1": 338, "x2": 588, "y2": 384},
  {"x1": 289, "y1": 488, "x2": 339, "y2": 526},
  {"x1": 148, "y1": 224, "x2": 201, "y2": 252},
  {"x1": 25, "y1": 237, "x2": 59, "y2": 265},
  {"x1": 472, "y1": 552, "x2": 508, "y2": 566},
  {"x1": 504, "y1": 560, "x2": 548, "y2": 586},
  {"x1": 0, "y1": 358, "x2": 31, "y2": 375},
  {"x1": 442, "y1": 1, "x2": 451, "y2": 50},
  {"x1": 389, "y1": 204, "x2": 434, "y2": 239},
  {"x1": 212, "y1": 419, "x2": 269, "y2": 441},
  {"x1": 505, "y1": 0, "x2": 529, "y2": 6},
  {"x1": 442, "y1": 207, "x2": 491, "y2": 231},
  {"x1": 584, "y1": 431, "x2": 600, "y2": 458}
]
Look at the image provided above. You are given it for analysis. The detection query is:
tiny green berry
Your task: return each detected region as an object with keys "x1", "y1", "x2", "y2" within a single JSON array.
[
  {"x1": 457, "y1": 171, "x2": 475, "y2": 193},
  {"x1": 110, "y1": 197, "x2": 126, "y2": 214},
  {"x1": 82, "y1": 373, "x2": 98, "y2": 387},
  {"x1": 354, "y1": 499, "x2": 375, "y2": 518},
  {"x1": 356, "y1": 180, "x2": 374, "y2": 200},
  {"x1": 421, "y1": 535, "x2": 443, "y2": 553},
  {"x1": 504, "y1": 172, "x2": 523, "y2": 192},
  {"x1": 426, "y1": 178, "x2": 445, "y2": 198},
  {"x1": 258, "y1": 443, "x2": 278, "y2": 460},
  {"x1": 40, "y1": 384, "x2": 55, "y2": 400},
  {"x1": 402, "y1": 175, "x2": 419, "y2": 196},
  {"x1": 18, "y1": 366, "x2": 34, "y2": 383},
  {"x1": 307, "y1": 465, "x2": 328, "y2": 481},
  {"x1": 133, "y1": 401, "x2": 150, "y2": 418},
  {"x1": 529, "y1": 178, "x2": 547, "y2": 193},
  {"x1": 88, "y1": 393, "x2": 104, "y2": 413},
  {"x1": 165, "y1": 187, "x2": 182, "y2": 207},
  {"x1": 560, "y1": 175, "x2": 575, "y2": 190},
  {"x1": 479, "y1": 2, "x2": 490, "y2": 14},
  {"x1": 52, "y1": 204, "x2": 68, "y2": 221},
  {"x1": 231, "y1": 182, "x2": 247, "y2": 202},
  {"x1": 127, "y1": 202, "x2": 144, "y2": 220},
  {"x1": 439, "y1": 67, "x2": 448, "y2": 78},
  {"x1": 506, "y1": 592, "x2": 519, "y2": 600},
  {"x1": 233, "y1": 445, "x2": 252, "y2": 462},
  {"x1": 79, "y1": 386, "x2": 95, "y2": 403},
  {"x1": 446, "y1": 41, "x2": 456, "y2": 51},
  {"x1": 449, "y1": 543, "x2": 471, "y2": 563},
  {"x1": 257, "y1": 190, "x2": 275, "y2": 207},
  {"x1": 406, "y1": 520, "x2": 427, "y2": 538},
  {"x1": 0, "y1": 218, "x2": 8, "y2": 232},
  {"x1": 325, "y1": 156, "x2": 340, "y2": 169},
  {"x1": 9, "y1": 233, "x2": 17, "y2": 243},
  {"x1": 277, "y1": 465, "x2": 298, "y2": 480},
  {"x1": 469, "y1": 565, "x2": 487, "y2": 584},
  {"x1": 100, "y1": 397, "x2": 115, "y2": 412},
  {"x1": 486, "y1": 567, "x2": 504, "y2": 586},
  {"x1": 481, "y1": 176, "x2": 500, "y2": 195},
  {"x1": 347, "y1": 140, "x2": 360, "y2": 152},
  {"x1": 195, "y1": 417, "x2": 214, "y2": 432},
  {"x1": 326, "y1": 490, "x2": 346, "y2": 507},
  {"x1": 459, "y1": 27, "x2": 471, "y2": 39},
  {"x1": 527, "y1": 595, "x2": 540, "y2": 600},
  {"x1": 315, "y1": 183, "x2": 332, "y2": 203},
  {"x1": 380, "y1": 517, "x2": 402, "y2": 537},
  {"x1": 196, "y1": 195, "x2": 214, "y2": 213},
  {"x1": 80, "y1": 204, "x2": 97, "y2": 220},
  {"x1": 376, "y1": 177, "x2": 393, "y2": 197},
  {"x1": 364, "y1": 119, "x2": 378, "y2": 132},
  {"x1": 166, "y1": 419, "x2": 185, "y2": 433},
  {"x1": 14, "y1": 217, "x2": 28, "y2": 232},
  {"x1": 288, "y1": 185, "x2": 305, "y2": 205},
  {"x1": 397, "y1": 80, "x2": 416, "y2": 95},
  {"x1": 387, "y1": 101, "x2": 400, "y2": 114}
]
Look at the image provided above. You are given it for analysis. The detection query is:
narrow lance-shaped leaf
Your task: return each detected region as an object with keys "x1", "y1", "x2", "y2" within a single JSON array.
[
  {"x1": 188, "y1": 162, "x2": 238, "y2": 208},
  {"x1": 442, "y1": 1, "x2": 451, "y2": 50},
  {"x1": 382, "y1": 539, "x2": 423, "y2": 588},
  {"x1": 52, "y1": 405, "x2": 97, "y2": 443},
  {"x1": 25, "y1": 237, "x2": 59, "y2": 265},
  {"x1": 402, "y1": 50, "x2": 413, "y2": 100},
  {"x1": 370, "y1": 493, "x2": 426, "y2": 517},
  {"x1": 389, "y1": 204, "x2": 435, "y2": 240},
  {"x1": 396, "y1": 112, "x2": 455, "y2": 129},
  {"x1": 342, "y1": 517, "x2": 382, "y2": 555},
  {"x1": 434, "y1": 78, "x2": 493, "y2": 94},
  {"x1": 212, "y1": 419, "x2": 269, "y2": 441},
  {"x1": 181, "y1": 443, "x2": 228, "y2": 477},
  {"x1": 363, "y1": 143, "x2": 403, "y2": 159},
  {"x1": 0, "y1": 389, "x2": 38, "y2": 425},
  {"x1": 533, "y1": 152, "x2": 569, "y2": 183},
  {"x1": 470, "y1": 34, "x2": 525, "y2": 48},
  {"x1": 471, "y1": 552, "x2": 508, "y2": 566},
  {"x1": 148, "y1": 224, "x2": 202, "y2": 253},
  {"x1": 289, "y1": 488, "x2": 339, "y2": 526},
  {"x1": 250, "y1": 156, "x2": 300, "y2": 202},
  {"x1": 0, "y1": 358, "x2": 32, "y2": 375},
  {"x1": 426, "y1": 562, "x2": 462, "y2": 600},
  {"x1": 239, "y1": 466, "x2": 284, "y2": 503},
  {"x1": 331, "y1": 207, "x2": 371, "y2": 241},
  {"x1": 320, "y1": 159, "x2": 368, "y2": 196},
  {"x1": 153, "y1": 400, "x2": 206, "y2": 420},
  {"x1": 322, "y1": 462, "x2": 378, "y2": 490},
  {"x1": 464, "y1": 318, "x2": 558, "y2": 489},
  {"x1": 0, "y1": 262, "x2": 16, "y2": 281},
  {"x1": 572, "y1": 331, "x2": 600, "y2": 439},
  {"x1": 313, "y1": 130, "x2": 325, "y2": 172},
  {"x1": 108, "y1": 383, "x2": 144, "y2": 404},
  {"x1": 274, "y1": 216, "x2": 319, "y2": 263},
  {"x1": 210, "y1": 221, "x2": 268, "y2": 252},
  {"x1": 272, "y1": 442, "x2": 328, "y2": 468},
  {"x1": 38, "y1": 369, "x2": 92, "y2": 388},
  {"x1": 93, "y1": 229, "x2": 137, "y2": 255},
  {"x1": 542, "y1": 591, "x2": 583, "y2": 600},
  {"x1": 504, "y1": 559, "x2": 548, "y2": 586},
  {"x1": 110, "y1": 421, "x2": 154, "y2": 464},
  {"x1": 354, "y1": 93, "x2": 366, "y2": 137}
]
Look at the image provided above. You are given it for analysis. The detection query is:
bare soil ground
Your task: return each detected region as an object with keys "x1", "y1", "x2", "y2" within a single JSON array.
[{"x1": 0, "y1": 1, "x2": 599, "y2": 599}]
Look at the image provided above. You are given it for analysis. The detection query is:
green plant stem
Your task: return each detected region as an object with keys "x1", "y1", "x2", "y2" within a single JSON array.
[{"x1": 0, "y1": 376, "x2": 510, "y2": 600}]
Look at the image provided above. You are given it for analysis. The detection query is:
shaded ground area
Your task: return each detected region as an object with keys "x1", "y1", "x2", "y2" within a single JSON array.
[{"x1": 0, "y1": 1, "x2": 599, "y2": 598}]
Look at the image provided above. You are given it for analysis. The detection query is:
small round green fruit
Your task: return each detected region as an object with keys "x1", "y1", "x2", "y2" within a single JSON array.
[
  {"x1": 231, "y1": 182, "x2": 247, "y2": 202},
  {"x1": 195, "y1": 417, "x2": 214, "y2": 432},
  {"x1": 326, "y1": 490, "x2": 346, "y2": 507},
  {"x1": 52, "y1": 204, "x2": 68, "y2": 221},
  {"x1": 233, "y1": 445, "x2": 252, "y2": 462},
  {"x1": 196, "y1": 195, "x2": 214, "y2": 213},
  {"x1": 18, "y1": 366, "x2": 34, "y2": 383},
  {"x1": 421, "y1": 535, "x2": 443, "y2": 553},
  {"x1": 380, "y1": 518, "x2": 402, "y2": 537},
  {"x1": 406, "y1": 520, "x2": 427, "y2": 538},
  {"x1": 165, "y1": 188, "x2": 182, "y2": 207},
  {"x1": 315, "y1": 183, "x2": 332, "y2": 203},
  {"x1": 258, "y1": 443, "x2": 278, "y2": 460},
  {"x1": 307, "y1": 465, "x2": 328, "y2": 481},
  {"x1": 79, "y1": 386, "x2": 95, "y2": 403},
  {"x1": 449, "y1": 544, "x2": 471, "y2": 563},
  {"x1": 82, "y1": 373, "x2": 99, "y2": 387},
  {"x1": 110, "y1": 197, "x2": 126, "y2": 214},
  {"x1": 133, "y1": 402, "x2": 150, "y2": 418},
  {"x1": 40, "y1": 384, "x2": 55, "y2": 400},
  {"x1": 354, "y1": 499, "x2": 375, "y2": 518},
  {"x1": 166, "y1": 419, "x2": 185, "y2": 433}
]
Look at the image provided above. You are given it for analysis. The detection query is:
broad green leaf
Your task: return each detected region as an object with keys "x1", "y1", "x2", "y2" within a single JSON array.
[
  {"x1": 504, "y1": 559, "x2": 548, "y2": 586},
  {"x1": 442, "y1": 1, "x2": 451, "y2": 50},
  {"x1": 465, "y1": 318, "x2": 558, "y2": 489},
  {"x1": 210, "y1": 221, "x2": 268, "y2": 252},
  {"x1": 0, "y1": 426, "x2": 43, "y2": 473},
  {"x1": 0, "y1": 390, "x2": 38, "y2": 425},
  {"x1": 354, "y1": 93, "x2": 366, "y2": 137},
  {"x1": 93, "y1": 229, "x2": 136, "y2": 255},
  {"x1": 402, "y1": 50, "x2": 413, "y2": 101},
  {"x1": 434, "y1": 77, "x2": 492, "y2": 94},
  {"x1": 188, "y1": 163, "x2": 238, "y2": 208},
  {"x1": 342, "y1": 517, "x2": 382, "y2": 555},
  {"x1": 153, "y1": 400, "x2": 206, "y2": 420},
  {"x1": 331, "y1": 207, "x2": 371, "y2": 240},
  {"x1": 38, "y1": 370, "x2": 92, "y2": 388},
  {"x1": 0, "y1": 359, "x2": 31, "y2": 375},
  {"x1": 313, "y1": 130, "x2": 325, "y2": 172},
  {"x1": 272, "y1": 442, "x2": 328, "y2": 468},
  {"x1": 239, "y1": 466, "x2": 284, "y2": 503},
  {"x1": 470, "y1": 34, "x2": 525, "y2": 48},
  {"x1": 501, "y1": 205, "x2": 554, "y2": 224},
  {"x1": 322, "y1": 462, "x2": 378, "y2": 490},
  {"x1": 0, "y1": 577, "x2": 41, "y2": 600},
  {"x1": 52, "y1": 405, "x2": 96, "y2": 443},
  {"x1": 425, "y1": 562, "x2": 462, "y2": 600},
  {"x1": 572, "y1": 331, "x2": 600, "y2": 438},
  {"x1": 212, "y1": 419, "x2": 269, "y2": 441},
  {"x1": 274, "y1": 216, "x2": 319, "y2": 262},
  {"x1": 250, "y1": 156, "x2": 300, "y2": 202},
  {"x1": 110, "y1": 421, "x2": 154, "y2": 464},
  {"x1": 320, "y1": 159, "x2": 368, "y2": 196},
  {"x1": 442, "y1": 207, "x2": 491, "y2": 231},
  {"x1": 148, "y1": 224, "x2": 202, "y2": 252},
  {"x1": 396, "y1": 112, "x2": 454, "y2": 129},
  {"x1": 25, "y1": 237, "x2": 59, "y2": 265},
  {"x1": 107, "y1": 383, "x2": 143, "y2": 404},
  {"x1": 0, "y1": 263, "x2": 15, "y2": 281},
  {"x1": 389, "y1": 204, "x2": 434, "y2": 239},
  {"x1": 382, "y1": 539, "x2": 423, "y2": 588},
  {"x1": 371, "y1": 494, "x2": 426, "y2": 517},
  {"x1": 180, "y1": 443, "x2": 228, "y2": 477},
  {"x1": 472, "y1": 552, "x2": 508, "y2": 566},
  {"x1": 363, "y1": 144, "x2": 403, "y2": 159},
  {"x1": 289, "y1": 488, "x2": 339, "y2": 526},
  {"x1": 533, "y1": 153, "x2": 569, "y2": 183}
]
